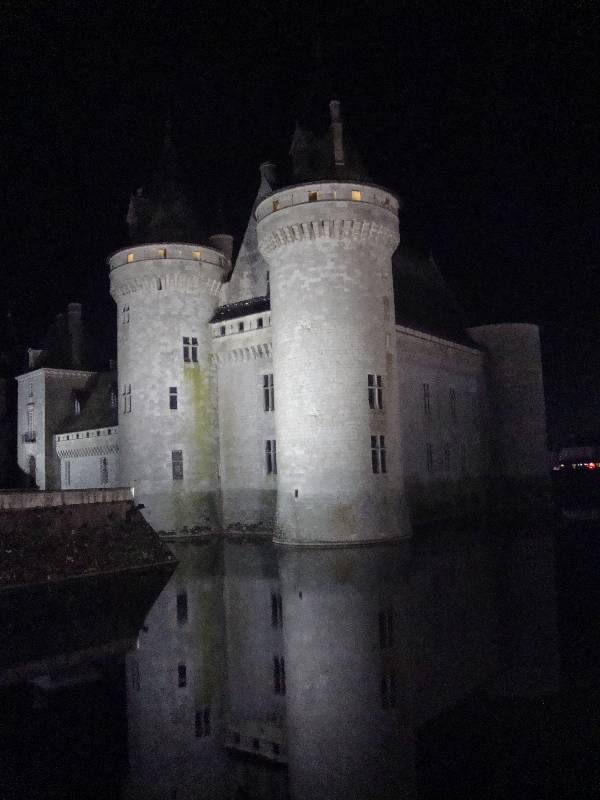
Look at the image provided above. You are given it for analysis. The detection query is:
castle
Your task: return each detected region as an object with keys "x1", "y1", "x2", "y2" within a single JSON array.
[{"x1": 16, "y1": 100, "x2": 549, "y2": 541}]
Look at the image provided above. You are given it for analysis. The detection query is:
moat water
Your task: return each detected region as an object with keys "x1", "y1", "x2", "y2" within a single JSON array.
[{"x1": 1, "y1": 516, "x2": 599, "y2": 799}]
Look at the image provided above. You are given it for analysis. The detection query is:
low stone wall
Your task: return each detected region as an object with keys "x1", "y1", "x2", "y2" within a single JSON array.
[{"x1": 0, "y1": 487, "x2": 132, "y2": 511}]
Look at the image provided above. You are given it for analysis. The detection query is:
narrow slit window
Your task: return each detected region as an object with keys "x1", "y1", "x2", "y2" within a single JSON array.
[
  {"x1": 220, "y1": 325, "x2": 226, "y2": 336},
  {"x1": 273, "y1": 656, "x2": 286, "y2": 695},
  {"x1": 379, "y1": 607, "x2": 394, "y2": 649},
  {"x1": 371, "y1": 435, "x2": 387, "y2": 474},
  {"x1": 271, "y1": 592, "x2": 283, "y2": 628},
  {"x1": 183, "y1": 337, "x2": 190, "y2": 362},
  {"x1": 426, "y1": 443, "x2": 434, "y2": 473},
  {"x1": 191, "y1": 337, "x2": 198, "y2": 362},
  {"x1": 423, "y1": 383, "x2": 431, "y2": 416},
  {"x1": 178, "y1": 663, "x2": 187, "y2": 688},
  {"x1": 195, "y1": 707, "x2": 211, "y2": 737},
  {"x1": 257, "y1": 317, "x2": 264, "y2": 329},
  {"x1": 157, "y1": 278, "x2": 162, "y2": 291},
  {"x1": 65, "y1": 460, "x2": 71, "y2": 487},
  {"x1": 238, "y1": 321, "x2": 244, "y2": 332},
  {"x1": 172, "y1": 450, "x2": 183, "y2": 480},
  {"x1": 99, "y1": 457, "x2": 108, "y2": 485},
  {"x1": 122, "y1": 383, "x2": 132, "y2": 414},
  {"x1": 177, "y1": 590, "x2": 188, "y2": 625},
  {"x1": 122, "y1": 305, "x2": 130, "y2": 324},
  {"x1": 265, "y1": 439, "x2": 277, "y2": 474},
  {"x1": 169, "y1": 386, "x2": 178, "y2": 410}
]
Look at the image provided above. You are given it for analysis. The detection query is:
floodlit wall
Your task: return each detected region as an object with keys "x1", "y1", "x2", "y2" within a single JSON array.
[{"x1": 55, "y1": 427, "x2": 119, "y2": 489}]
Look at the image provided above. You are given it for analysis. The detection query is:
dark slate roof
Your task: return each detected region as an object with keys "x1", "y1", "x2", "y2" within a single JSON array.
[
  {"x1": 57, "y1": 371, "x2": 118, "y2": 434},
  {"x1": 211, "y1": 296, "x2": 270, "y2": 323}
]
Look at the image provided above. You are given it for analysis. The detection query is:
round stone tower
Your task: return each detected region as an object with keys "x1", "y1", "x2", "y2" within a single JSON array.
[
  {"x1": 256, "y1": 181, "x2": 410, "y2": 545},
  {"x1": 109, "y1": 243, "x2": 228, "y2": 533}
]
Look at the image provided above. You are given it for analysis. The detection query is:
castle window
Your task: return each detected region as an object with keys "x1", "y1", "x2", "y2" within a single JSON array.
[
  {"x1": 27, "y1": 406, "x2": 34, "y2": 435},
  {"x1": 238, "y1": 321, "x2": 244, "y2": 332},
  {"x1": 423, "y1": 383, "x2": 431, "y2": 415},
  {"x1": 308, "y1": 191, "x2": 318, "y2": 202},
  {"x1": 271, "y1": 592, "x2": 283, "y2": 628},
  {"x1": 371, "y1": 435, "x2": 387, "y2": 474},
  {"x1": 273, "y1": 656, "x2": 286, "y2": 695},
  {"x1": 100, "y1": 457, "x2": 108, "y2": 485},
  {"x1": 177, "y1": 590, "x2": 188, "y2": 625},
  {"x1": 122, "y1": 383, "x2": 131, "y2": 413},
  {"x1": 74, "y1": 395, "x2": 81, "y2": 415},
  {"x1": 265, "y1": 439, "x2": 277, "y2": 475},
  {"x1": 110, "y1": 384, "x2": 118, "y2": 408},
  {"x1": 351, "y1": 190, "x2": 362, "y2": 201},
  {"x1": 172, "y1": 450, "x2": 183, "y2": 480},
  {"x1": 266, "y1": 271, "x2": 270, "y2": 297},
  {"x1": 257, "y1": 317, "x2": 263, "y2": 329},
  {"x1": 263, "y1": 374, "x2": 274, "y2": 412},
  {"x1": 220, "y1": 325, "x2": 226, "y2": 336},
  {"x1": 379, "y1": 607, "x2": 394, "y2": 649},
  {"x1": 183, "y1": 337, "x2": 190, "y2": 361},
  {"x1": 157, "y1": 278, "x2": 163, "y2": 290},
  {"x1": 380, "y1": 671, "x2": 396, "y2": 709},
  {"x1": 368, "y1": 374, "x2": 383, "y2": 410},
  {"x1": 192, "y1": 250, "x2": 202, "y2": 260},
  {"x1": 28, "y1": 382, "x2": 33, "y2": 398},
  {"x1": 449, "y1": 388, "x2": 457, "y2": 420},
  {"x1": 182, "y1": 336, "x2": 198, "y2": 362},
  {"x1": 444, "y1": 443, "x2": 451, "y2": 470},
  {"x1": 122, "y1": 304, "x2": 130, "y2": 324},
  {"x1": 272, "y1": 200, "x2": 279, "y2": 212},
  {"x1": 158, "y1": 248, "x2": 166, "y2": 258},
  {"x1": 127, "y1": 253, "x2": 134, "y2": 263},
  {"x1": 178, "y1": 663, "x2": 187, "y2": 688},
  {"x1": 64, "y1": 460, "x2": 71, "y2": 487},
  {"x1": 426, "y1": 443, "x2": 434, "y2": 473},
  {"x1": 169, "y1": 387, "x2": 178, "y2": 410},
  {"x1": 195, "y1": 707, "x2": 211, "y2": 738}
]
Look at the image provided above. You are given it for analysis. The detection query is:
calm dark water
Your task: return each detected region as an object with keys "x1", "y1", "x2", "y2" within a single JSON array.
[{"x1": 1, "y1": 518, "x2": 598, "y2": 800}]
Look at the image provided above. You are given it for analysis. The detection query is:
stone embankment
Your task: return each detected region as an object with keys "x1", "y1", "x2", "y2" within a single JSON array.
[{"x1": 0, "y1": 489, "x2": 175, "y2": 589}]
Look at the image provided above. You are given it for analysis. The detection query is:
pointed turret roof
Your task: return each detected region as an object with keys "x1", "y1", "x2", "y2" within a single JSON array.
[{"x1": 126, "y1": 121, "x2": 201, "y2": 244}]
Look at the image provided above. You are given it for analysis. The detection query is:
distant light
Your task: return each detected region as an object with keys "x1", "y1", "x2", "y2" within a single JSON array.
[
  {"x1": 351, "y1": 190, "x2": 362, "y2": 201},
  {"x1": 586, "y1": 462, "x2": 596, "y2": 470},
  {"x1": 127, "y1": 252, "x2": 134, "y2": 263}
]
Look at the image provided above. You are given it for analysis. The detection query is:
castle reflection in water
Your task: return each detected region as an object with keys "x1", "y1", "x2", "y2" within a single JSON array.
[{"x1": 124, "y1": 528, "x2": 558, "y2": 800}]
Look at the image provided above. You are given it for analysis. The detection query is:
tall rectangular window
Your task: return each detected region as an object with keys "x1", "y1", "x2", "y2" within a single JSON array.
[
  {"x1": 183, "y1": 336, "x2": 198, "y2": 362},
  {"x1": 368, "y1": 374, "x2": 384, "y2": 409},
  {"x1": 177, "y1": 590, "x2": 188, "y2": 625},
  {"x1": 122, "y1": 384, "x2": 131, "y2": 413},
  {"x1": 449, "y1": 388, "x2": 457, "y2": 420},
  {"x1": 100, "y1": 457, "x2": 108, "y2": 485},
  {"x1": 195, "y1": 707, "x2": 211, "y2": 738},
  {"x1": 65, "y1": 460, "x2": 71, "y2": 487},
  {"x1": 423, "y1": 383, "x2": 431, "y2": 415},
  {"x1": 122, "y1": 305, "x2": 130, "y2": 324},
  {"x1": 27, "y1": 406, "x2": 34, "y2": 434},
  {"x1": 426, "y1": 443, "x2": 434, "y2": 473},
  {"x1": 378, "y1": 607, "x2": 394, "y2": 649},
  {"x1": 444, "y1": 443, "x2": 451, "y2": 470},
  {"x1": 266, "y1": 271, "x2": 270, "y2": 297},
  {"x1": 257, "y1": 317, "x2": 264, "y2": 329},
  {"x1": 178, "y1": 663, "x2": 187, "y2": 688},
  {"x1": 265, "y1": 439, "x2": 277, "y2": 474},
  {"x1": 381, "y1": 671, "x2": 396, "y2": 709},
  {"x1": 371, "y1": 435, "x2": 387, "y2": 474},
  {"x1": 263, "y1": 374, "x2": 274, "y2": 411},
  {"x1": 273, "y1": 656, "x2": 286, "y2": 695},
  {"x1": 169, "y1": 386, "x2": 178, "y2": 410},
  {"x1": 172, "y1": 450, "x2": 183, "y2": 480},
  {"x1": 28, "y1": 382, "x2": 33, "y2": 398},
  {"x1": 271, "y1": 592, "x2": 283, "y2": 628}
]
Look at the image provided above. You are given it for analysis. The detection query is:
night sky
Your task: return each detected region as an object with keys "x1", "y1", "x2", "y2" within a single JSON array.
[{"x1": 3, "y1": 2, "x2": 599, "y2": 442}]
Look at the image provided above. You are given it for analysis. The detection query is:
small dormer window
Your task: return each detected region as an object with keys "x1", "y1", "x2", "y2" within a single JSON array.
[
  {"x1": 192, "y1": 250, "x2": 202, "y2": 260},
  {"x1": 158, "y1": 248, "x2": 166, "y2": 258},
  {"x1": 127, "y1": 253, "x2": 134, "y2": 263},
  {"x1": 308, "y1": 191, "x2": 318, "y2": 202},
  {"x1": 74, "y1": 396, "x2": 81, "y2": 415},
  {"x1": 351, "y1": 190, "x2": 362, "y2": 201}
]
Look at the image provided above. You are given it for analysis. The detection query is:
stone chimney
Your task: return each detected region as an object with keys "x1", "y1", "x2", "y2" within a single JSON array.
[{"x1": 329, "y1": 100, "x2": 345, "y2": 167}]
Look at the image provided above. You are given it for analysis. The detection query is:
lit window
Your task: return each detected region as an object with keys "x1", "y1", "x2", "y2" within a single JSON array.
[
  {"x1": 74, "y1": 396, "x2": 81, "y2": 415},
  {"x1": 444, "y1": 443, "x2": 451, "y2": 470},
  {"x1": 263, "y1": 374, "x2": 274, "y2": 412},
  {"x1": 220, "y1": 325, "x2": 226, "y2": 336},
  {"x1": 351, "y1": 190, "x2": 362, "y2": 201},
  {"x1": 172, "y1": 449, "x2": 183, "y2": 480},
  {"x1": 368, "y1": 374, "x2": 383, "y2": 410},
  {"x1": 371, "y1": 435, "x2": 387, "y2": 474},
  {"x1": 169, "y1": 387, "x2": 178, "y2": 410},
  {"x1": 178, "y1": 663, "x2": 187, "y2": 688},
  {"x1": 65, "y1": 460, "x2": 71, "y2": 487},
  {"x1": 158, "y1": 248, "x2": 166, "y2": 258},
  {"x1": 192, "y1": 250, "x2": 202, "y2": 260},
  {"x1": 273, "y1": 656, "x2": 286, "y2": 695},
  {"x1": 265, "y1": 439, "x2": 277, "y2": 474},
  {"x1": 100, "y1": 457, "x2": 108, "y2": 485},
  {"x1": 257, "y1": 317, "x2": 263, "y2": 329},
  {"x1": 423, "y1": 383, "x2": 431, "y2": 415},
  {"x1": 379, "y1": 607, "x2": 394, "y2": 649},
  {"x1": 426, "y1": 443, "x2": 434, "y2": 473},
  {"x1": 271, "y1": 592, "x2": 283, "y2": 628},
  {"x1": 122, "y1": 383, "x2": 131, "y2": 414},
  {"x1": 127, "y1": 252, "x2": 134, "y2": 263},
  {"x1": 272, "y1": 200, "x2": 279, "y2": 212},
  {"x1": 308, "y1": 191, "x2": 318, "y2": 202},
  {"x1": 238, "y1": 321, "x2": 244, "y2": 332},
  {"x1": 177, "y1": 591, "x2": 188, "y2": 625},
  {"x1": 195, "y1": 707, "x2": 211, "y2": 738},
  {"x1": 450, "y1": 388, "x2": 457, "y2": 420},
  {"x1": 380, "y1": 671, "x2": 396, "y2": 709}
]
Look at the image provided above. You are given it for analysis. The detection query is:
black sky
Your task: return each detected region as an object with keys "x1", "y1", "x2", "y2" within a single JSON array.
[{"x1": 2, "y1": 1, "x2": 599, "y2": 441}]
